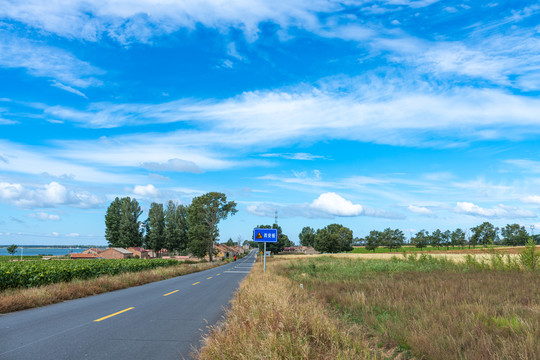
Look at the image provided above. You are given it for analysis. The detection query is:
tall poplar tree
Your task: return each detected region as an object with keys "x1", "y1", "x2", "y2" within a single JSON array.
[
  {"x1": 105, "y1": 197, "x2": 142, "y2": 247},
  {"x1": 118, "y1": 197, "x2": 143, "y2": 248},
  {"x1": 164, "y1": 201, "x2": 189, "y2": 253},
  {"x1": 105, "y1": 197, "x2": 121, "y2": 246},
  {"x1": 145, "y1": 202, "x2": 165, "y2": 256}
]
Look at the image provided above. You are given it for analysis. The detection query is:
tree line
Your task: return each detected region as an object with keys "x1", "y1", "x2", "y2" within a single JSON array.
[
  {"x1": 298, "y1": 221, "x2": 536, "y2": 253},
  {"x1": 298, "y1": 224, "x2": 354, "y2": 253},
  {"x1": 105, "y1": 192, "x2": 237, "y2": 260}
]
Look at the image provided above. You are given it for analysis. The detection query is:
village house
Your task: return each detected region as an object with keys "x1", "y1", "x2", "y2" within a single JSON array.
[
  {"x1": 99, "y1": 248, "x2": 133, "y2": 259},
  {"x1": 127, "y1": 247, "x2": 150, "y2": 259}
]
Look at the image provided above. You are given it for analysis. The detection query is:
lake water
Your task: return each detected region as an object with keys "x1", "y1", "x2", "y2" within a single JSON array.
[{"x1": 0, "y1": 247, "x2": 88, "y2": 256}]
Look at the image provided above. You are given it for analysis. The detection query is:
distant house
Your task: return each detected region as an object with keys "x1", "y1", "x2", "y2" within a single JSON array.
[
  {"x1": 70, "y1": 253, "x2": 99, "y2": 259},
  {"x1": 99, "y1": 248, "x2": 133, "y2": 259},
  {"x1": 81, "y1": 248, "x2": 103, "y2": 255},
  {"x1": 127, "y1": 247, "x2": 150, "y2": 259}
]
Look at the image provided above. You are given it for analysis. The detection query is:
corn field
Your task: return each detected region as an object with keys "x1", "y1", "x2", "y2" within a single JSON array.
[{"x1": 0, "y1": 258, "x2": 178, "y2": 290}]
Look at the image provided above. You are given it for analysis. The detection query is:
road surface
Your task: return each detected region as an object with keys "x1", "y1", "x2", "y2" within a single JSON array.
[{"x1": 0, "y1": 251, "x2": 256, "y2": 360}]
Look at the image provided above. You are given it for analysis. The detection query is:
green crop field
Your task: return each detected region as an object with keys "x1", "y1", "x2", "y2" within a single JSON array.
[
  {"x1": 0, "y1": 256, "x2": 43, "y2": 262},
  {"x1": 0, "y1": 258, "x2": 178, "y2": 290}
]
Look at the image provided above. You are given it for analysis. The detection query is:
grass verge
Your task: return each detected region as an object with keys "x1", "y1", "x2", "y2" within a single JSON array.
[
  {"x1": 196, "y1": 260, "x2": 380, "y2": 360},
  {"x1": 0, "y1": 261, "x2": 223, "y2": 314}
]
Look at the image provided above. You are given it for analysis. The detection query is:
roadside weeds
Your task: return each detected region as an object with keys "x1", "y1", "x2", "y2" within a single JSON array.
[{"x1": 196, "y1": 260, "x2": 380, "y2": 360}]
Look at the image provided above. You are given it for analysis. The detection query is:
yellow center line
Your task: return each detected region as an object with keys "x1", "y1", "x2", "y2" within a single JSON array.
[
  {"x1": 94, "y1": 307, "x2": 134, "y2": 322},
  {"x1": 163, "y1": 290, "x2": 179, "y2": 297},
  {"x1": 192, "y1": 281, "x2": 200, "y2": 285},
  {"x1": 217, "y1": 273, "x2": 221, "y2": 276},
  {"x1": 207, "y1": 277, "x2": 212, "y2": 280}
]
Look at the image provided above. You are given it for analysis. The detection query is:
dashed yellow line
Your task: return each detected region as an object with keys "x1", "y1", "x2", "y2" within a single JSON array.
[
  {"x1": 94, "y1": 307, "x2": 134, "y2": 322},
  {"x1": 163, "y1": 290, "x2": 179, "y2": 296},
  {"x1": 192, "y1": 281, "x2": 200, "y2": 285},
  {"x1": 207, "y1": 277, "x2": 212, "y2": 280},
  {"x1": 217, "y1": 273, "x2": 221, "y2": 276}
]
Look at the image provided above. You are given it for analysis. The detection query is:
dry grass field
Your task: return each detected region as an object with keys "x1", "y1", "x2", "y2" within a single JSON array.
[{"x1": 198, "y1": 253, "x2": 540, "y2": 360}]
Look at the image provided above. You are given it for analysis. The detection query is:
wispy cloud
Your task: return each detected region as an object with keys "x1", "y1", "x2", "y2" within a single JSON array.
[
  {"x1": 260, "y1": 153, "x2": 327, "y2": 161},
  {"x1": 454, "y1": 201, "x2": 536, "y2": 219},
  {"x1": 140, "y1": 158, "x2": 203, "y2": 173},
  {"x1": 50, "y1": 81, "x2": 88, "y2": 98},
  {"x1": 407, "y1": 204, "x2": 436, "y2": 217},
  {"x1": 0, "y1": 31, "x2": 103, "y2": 88},
  {"x1": 25, "y1": 84, "x2": 540, "y2": 148},
  {"x1": 28, "y1": 212, "x2": 61, "y2": 221}
]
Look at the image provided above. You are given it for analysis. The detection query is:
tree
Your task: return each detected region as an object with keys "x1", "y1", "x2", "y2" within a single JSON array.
[
  {"x1": 442, "y1": 230, "x2": 451, "y2": 249},
  {"x1": 145, "y1": 202, "x2": 165, "y2": 256},
  {"x1": 255, "y1": 224, "x2": 292, "y2": 254},
  {"x1": 411, "y1": 230, "x2": 429, "y2": 250},
  {"x1": 187, "y1": 192, "x2": 237, "y2": 261},
  {"x1": 164, "y1": 201, "x2": 188, "y2": 253},
  {"x1": 105, "y1": 197, "x2": 121, "y2": 246},
  {"x1": 520, "y1": 238, "x2": 539, "y2": 271},
  {"x1": 451, "y1": 228, "x2": 466, "y2": 249},
  {"x1": 314, "y1": 224, "x2": 353, "y2": 253},
  {"x1": 471, "y1": 222, "x2": 498, "y2": 247},
  {"x1": 6, "y1": 244, "x2": 17, "y2": 256},
  {"x1": 501, "y1": 224, "x2": 529, "y2": 246},
  {"x1": 430, "y1": 229, "x2": 443, "y2": 250},
  {"x1": 380, "y1": 228, "x2": 404, "y2": 252},
  {"x1": 298, "y1": 226, "x2": 316, "y2": 247},
  {"x1": 226, "y1": 238, "x2": 235, "y2": 246},
  {"x1": 365, "y1": 230, "x2": 381, "y2": 252}
]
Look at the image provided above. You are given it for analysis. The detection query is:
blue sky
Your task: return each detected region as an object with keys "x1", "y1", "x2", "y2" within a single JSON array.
[{"x1": 1, "y1": 0, "x2": 540, "y2": 246}]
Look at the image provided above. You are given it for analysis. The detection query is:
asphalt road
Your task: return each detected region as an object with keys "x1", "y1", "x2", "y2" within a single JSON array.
[{"x1": 0, "y1": 251, "x2": 257, "y2": 360}]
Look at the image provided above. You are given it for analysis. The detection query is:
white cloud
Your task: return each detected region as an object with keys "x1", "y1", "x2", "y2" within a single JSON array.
[
  {"x1": 454, "y1": 202, "x2": 536, "y2": 219},
  {"x1": 133, "y1": 184, "x2": 160, "y2": 197},
  {"x1": 29, "y1": 212, "x2": 61, "y2": 221},
  {"x1": 407, "y1": 205, "x2": 435, "y2": 216},
  {"x1": 0, "y1": 181, "x2": 102, "y2": 209},
  {"x1": 311, "y1": 192, "x2": 363, "y2": 217},
  {"x1": 67, "y1": 233, "x2": 80, "y2": 237},
  {"x1": 522, "y1": 195, "x2": 540, "y2": 204}
]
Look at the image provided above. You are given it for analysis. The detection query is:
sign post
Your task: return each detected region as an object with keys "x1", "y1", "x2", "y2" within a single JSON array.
[{"x1": 253, "y1": 228, "x2": 278, "y2": 272}]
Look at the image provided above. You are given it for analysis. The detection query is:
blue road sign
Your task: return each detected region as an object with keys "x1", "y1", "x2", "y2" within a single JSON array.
[{"x1": 253, "y1": 228, "x2": 278, "y2": 243}]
